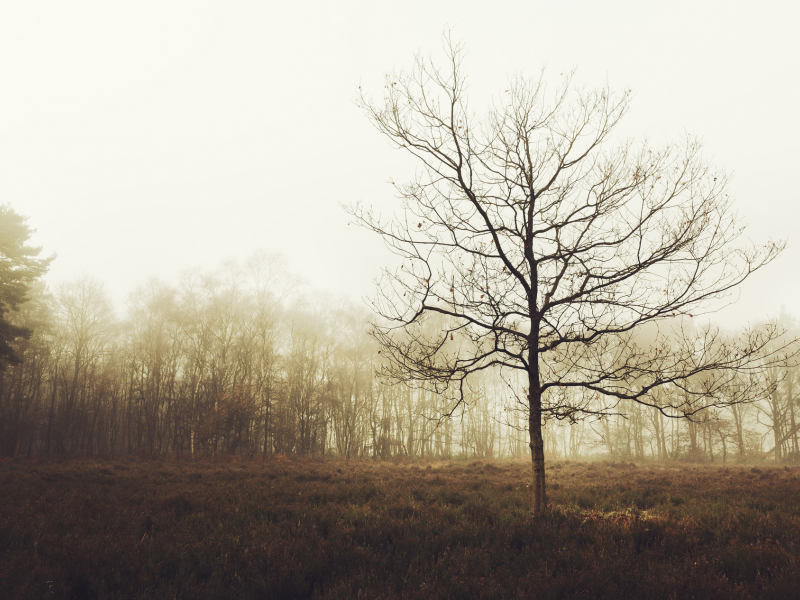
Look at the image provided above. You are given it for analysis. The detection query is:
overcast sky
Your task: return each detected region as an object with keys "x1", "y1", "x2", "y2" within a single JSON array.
[{"x1": 1, "y1": 1, "x2": 797, "y2": 329}]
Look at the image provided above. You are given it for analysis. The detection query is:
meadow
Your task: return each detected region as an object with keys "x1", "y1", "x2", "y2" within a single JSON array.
[{"x1": 1, "y1": 456, "x2": 799, "y2": 599}]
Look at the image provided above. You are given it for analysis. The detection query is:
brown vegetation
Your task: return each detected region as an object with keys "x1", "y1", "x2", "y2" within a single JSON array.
[{"x1": 2, "y1": 457, "x2": 799, "y2": 599}]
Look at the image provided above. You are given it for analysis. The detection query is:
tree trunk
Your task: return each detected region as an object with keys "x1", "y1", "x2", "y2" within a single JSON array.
[
  {"x1": 788, "y1": 370, "x2": 799, "y2": 458},
  {"x1": 528, "y1": 391, "x2": 546, "y2": 516},
  {"x1": 773, "y1": 401, "x2": 783, "y2": 462},
  {"x1": 688, "y1": 419, "x2": 698, "y2": 454},
  {"x1": 731, "y1": 404, "x2": 746, "y2": 458}
]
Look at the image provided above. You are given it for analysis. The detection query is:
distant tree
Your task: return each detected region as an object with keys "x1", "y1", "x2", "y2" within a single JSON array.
[
  {"x1": 0, "y1": 280, "x2": 54, "y2": 456},
  {"x1": 757, "y1": 312, "x2": 800, "y2": 461},
  {"x1": 0, "y1": 204, "x2": 53, "y2": 368},
  {"x1": 53, "y1": 276, "x2": 114, "y2": 453},
  {"x1": 350, "y1": 40, "x2": 796, "y2": 515}
]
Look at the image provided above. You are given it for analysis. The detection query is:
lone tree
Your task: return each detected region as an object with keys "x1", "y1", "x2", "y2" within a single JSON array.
[
  {"x1": 349, "y1": 42, "x2": 794, "y2": 515},
  {"x1": 0, "y1": 204, "x2": 53, "y2": 368}
]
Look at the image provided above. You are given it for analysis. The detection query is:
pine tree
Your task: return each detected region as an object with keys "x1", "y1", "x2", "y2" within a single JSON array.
[{"x1": 0, "y1": 204, "x2": 53, "y2": 367}]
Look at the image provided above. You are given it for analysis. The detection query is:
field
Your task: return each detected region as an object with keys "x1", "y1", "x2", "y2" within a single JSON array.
[{"x1": 1, "y1": 457, "x2": 799, "y2": 599}]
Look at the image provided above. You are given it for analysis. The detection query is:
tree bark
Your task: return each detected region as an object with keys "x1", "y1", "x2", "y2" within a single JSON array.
[{"x1": 529, "y1": 391, "x2": 546, "y2": 516}]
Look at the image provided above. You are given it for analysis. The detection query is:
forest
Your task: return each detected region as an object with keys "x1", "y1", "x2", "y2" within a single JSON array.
[{"x1": 1, "y1": 249, "x2": 798, "y2": 466}]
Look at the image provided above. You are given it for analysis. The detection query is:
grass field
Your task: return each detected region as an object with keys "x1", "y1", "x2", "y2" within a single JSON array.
[{"x1": 1, "y1": 457, "x2": 799, "y2": 599}]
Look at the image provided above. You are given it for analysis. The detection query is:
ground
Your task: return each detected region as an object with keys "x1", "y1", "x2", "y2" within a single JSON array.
[{"x1": 1, "y1": 456, "x2": 799, "y2": 599}]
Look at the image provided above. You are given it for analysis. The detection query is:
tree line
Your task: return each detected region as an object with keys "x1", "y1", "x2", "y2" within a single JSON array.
[
  {"x1": 1, "y1": 251, "x2": 797, "y2": 462},
  {"x1": 0, "y1": 256, "x2": 526, "y2": 460}
]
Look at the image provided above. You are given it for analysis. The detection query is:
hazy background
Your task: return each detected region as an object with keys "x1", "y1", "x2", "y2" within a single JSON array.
[{"x1": 1, "y1": 1, "x2": 797, "y2": 328}]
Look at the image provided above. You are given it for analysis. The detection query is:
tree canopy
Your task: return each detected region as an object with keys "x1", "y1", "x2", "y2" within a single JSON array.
[
  {"x1": 0, "y1": 204, "x2": 53, "y2": 367},
  {"x1": 350, "y1": 41, "x2": 797, "y2": 514}
]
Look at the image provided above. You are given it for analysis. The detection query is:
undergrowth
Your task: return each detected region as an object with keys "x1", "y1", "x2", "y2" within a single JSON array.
[{"x1": 1, "y1": 457, "x2": 799, "y2": 599}]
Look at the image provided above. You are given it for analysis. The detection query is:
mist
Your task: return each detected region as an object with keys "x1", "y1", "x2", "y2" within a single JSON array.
[
  {"x1": 2, "y1": 2, "x2": 800, "y2": 597},
  {"x1": 2, "y1": 1, "x2": 797, "y2": 329}
]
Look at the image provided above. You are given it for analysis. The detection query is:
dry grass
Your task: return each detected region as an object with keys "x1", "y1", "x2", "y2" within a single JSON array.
[{"x1": 2, "y1": 457, "x2": 799, "y2": 599}]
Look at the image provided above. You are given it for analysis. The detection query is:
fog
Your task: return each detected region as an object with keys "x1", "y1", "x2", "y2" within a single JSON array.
[
  {"x1": 3, "y1": 7, "x2": 800, "y2": 591},
  {"x1": 1, "y1": 1, "x2": 798, "y2": 329}
]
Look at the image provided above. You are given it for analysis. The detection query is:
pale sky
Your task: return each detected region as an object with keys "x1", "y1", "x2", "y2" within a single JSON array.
[{"x1": 1, "y1": 1, "x2": 797, "y2": 329}]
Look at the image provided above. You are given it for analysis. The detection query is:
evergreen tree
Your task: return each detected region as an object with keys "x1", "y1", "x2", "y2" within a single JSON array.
[{"x1": 0, "y1": 204, "x2": 53, "y2": 367}]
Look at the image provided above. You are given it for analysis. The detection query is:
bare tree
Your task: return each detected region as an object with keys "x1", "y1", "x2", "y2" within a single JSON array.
[
  {"x1": 53, "y1": 276, "x2": 115, "y2": 454},
  {"x1": 757, "y1": 314, "x2": 800, "y2": 460},
  {"x1": 127, "y1": 280, "x2": 182, "y2": 456},
  {"x1": 349, "y1": 40, "x2": 795, "y2": 515}
]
